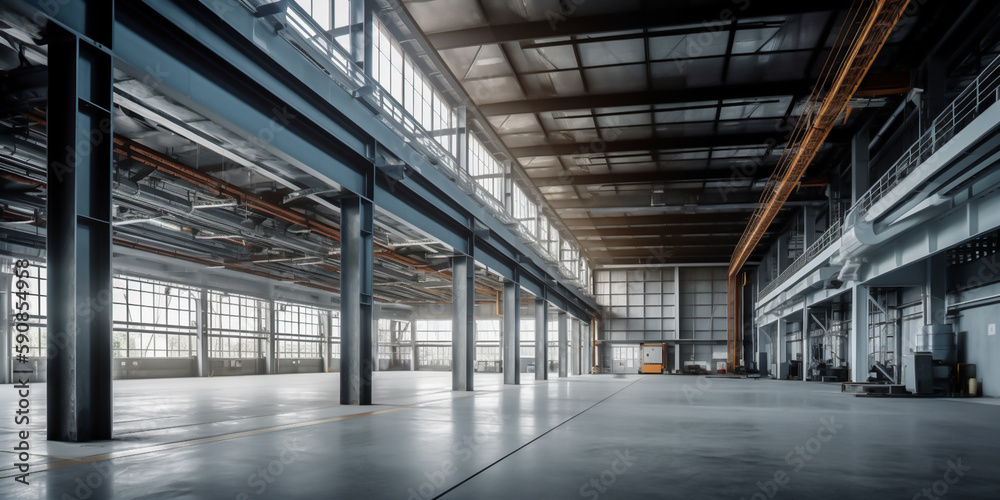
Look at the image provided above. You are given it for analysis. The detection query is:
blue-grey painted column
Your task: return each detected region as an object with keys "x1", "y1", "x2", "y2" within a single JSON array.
[
  {"x1": 802, "y1": 305, "x2": 810, "y2": 382},
  {"x1": 197, "y1": 288, "x2": 210, "y2": 377},
  {"x1": 410, "y1": 319, "x2": 418, "y2": 371},
  {"x1": 558, "y1": 311, "x2": 568, "y2": 377},
  {"x1": 0, "y1": 270, "x2": 11, "y2": 384},
  {"x1": 851, "y1": 285, "x2": 870, "y2": 383},
  {"x1": 777, "y1": 319, "x2": 788, "y2": 380},
  {"x1": 535, "y1": 299, "x2": 548, "y2": 380},
  {"x1": 47, "y1": 17, "x2": 115, "y2": 441},
  {"x1": 371, "y1": 304, "x2": 380, "y2": 372},
  {"x1": 503, "y1": 278, "x2": 520, "y2": 385},
  {"x1": 340, "y1": 195, "x2": 375, "y2": 404},
  {"x1": 322, "y1": 310, "x2": 331, "y2": 373},
  {"x1": 266, "y1": 299, "x2": 276, "y2": 374},
  {"x1": 452, "y1": 255, "x2": 475, "y2": 391},
  {"x1": 569, "y1": 318, "x2": 578, "y2": 376}
]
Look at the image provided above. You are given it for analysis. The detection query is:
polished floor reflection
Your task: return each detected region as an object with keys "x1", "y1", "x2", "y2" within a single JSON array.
[{"x1": 0, "y1": 373, "x2": 997, "y2": 499}]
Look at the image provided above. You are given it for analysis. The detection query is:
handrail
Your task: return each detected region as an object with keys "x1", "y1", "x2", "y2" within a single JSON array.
[
  {"x1": 233, "y1": 1, "x2": 588, "y2": 284},
  {"x1": 757, "y1": 52, "x2": 1000, "y2": 302},
  {"x1": 758, "y1": 218, "x2": 843, "y2": 299},
  {"x1": 854, "y1": 53, "x2": 1000, "y2": 219},
  {"x1": 278, "y1": 4, "x2": 460, "y2": 172}
]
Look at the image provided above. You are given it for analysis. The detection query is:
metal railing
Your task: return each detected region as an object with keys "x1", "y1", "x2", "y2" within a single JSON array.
[
  {"x1": 278, "y1": 2, "x2": 459, "y2": 172},
  {"x1": 855, "y1": 53, "x2": 1000, "y2": 219},
  {"x1": 759, "y1": 217, "x2": 843, "y2": 299},
  {"x1": 758, "y1": 53, "x2": 1000, "y2": 301},
  {"x1": 226, "y1": 1, "x2": 593, "y2": 287}
]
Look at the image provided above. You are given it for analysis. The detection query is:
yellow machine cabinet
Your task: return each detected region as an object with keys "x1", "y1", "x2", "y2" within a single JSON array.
[{"x1": 640, "y1": 343, "x2": 666, "y2": 374}]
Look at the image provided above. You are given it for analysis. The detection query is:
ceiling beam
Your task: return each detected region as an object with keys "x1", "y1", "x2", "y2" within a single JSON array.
[
  {"x1": 575, "y1": 225, "x2": 756, "y2": 238},
  {"x1": 586, "y1": 248, "x2": 739, "y2": 259},
  {"x1": 587, "y1": 235, "x2": 742, "y2": 248},
  {"x1": 425, "y1": 0, "x2": 847, "y2": 49},
  {"x1": 532, "y1": 166, "x2": 778, "y2": 187},
  {"x1": 479, "y1": 80, "x2": 809, "y2": 116},
  {"x1": 511, "y1": 133, "x2": 778, "y2": 157},
  {"x1": 562, "y1": 213, "x2": 749, "y2": 227},
  {"x1": 548, "y1": 192, "x2": 825, "y2": 210}
]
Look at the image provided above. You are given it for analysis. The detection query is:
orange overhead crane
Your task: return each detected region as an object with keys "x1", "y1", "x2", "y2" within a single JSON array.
[{"x1": 726, "y1": 0, "x2": 912, "y2": 372}]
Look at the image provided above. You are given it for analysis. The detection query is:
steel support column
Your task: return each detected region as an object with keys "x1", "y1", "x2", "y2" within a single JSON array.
[
  {"x1": 265, "y1": 299, "x2": 276, "y2": 374},
  {"x1": 322, "y1": 310, "x2": 331, "y2": 373},
  {"x1": 0, "y1": 270, "x2": 11, "y2": 385},
  {"x1": 535, "y1": 298, "x2": 548, "y2": 380},
  {"x1": 410, "y1": 319, "x2": 418, "y2": 371},
  {"x1": 197, "y1": 288, "x2": 210, "y2": 377},
  {"x1": 340, "y1": 195, "x2": 375, "y2": 404},
  {"x1": 851, "y1": 285, "x2": 870, "y2": 383},
  {"x1": 452, "y1": 254, "x2": 475, "y2": 391},
  {"x1": 673, "y1": 343, "x2": 681, "y2": 375},
  {"x1": 777, "y1": 319, "x2": 788, "y2": 380},
  {"x1": 557, "y1": 311, "x2": 568, "y2": 378},
  {"x1": 47, "y1": 16, "x2": 115, "y2": 442},
  {"x1": 503, "y1": 278, "x2": 520, "y2": 385},
  {"x1": 571, "y1": 319, "x2": 579, "y2": 375},
  {"x1": 371, "y1": 304, "x2": 380, "y2": 372},
  {"x1": 802, "y1": 306, "x2": 810, "y2": 383}
]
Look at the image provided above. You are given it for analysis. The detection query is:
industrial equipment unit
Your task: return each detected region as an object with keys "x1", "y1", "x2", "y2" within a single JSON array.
[{"x1": 640, "y1": 343, "x2": 666, "y2": 374}]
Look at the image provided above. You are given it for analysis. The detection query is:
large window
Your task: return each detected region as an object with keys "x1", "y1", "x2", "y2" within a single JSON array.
[
  {"x1": 275, "y1": 302, "x2": 324, "y2": 359},
  {"x1": 113, "y1": 276, "x2": 197, "y2": 358},
  {"x1": 273, "y1": 0, "x2": 593, "y2": 288},
  {"x1": 377, "y1": 318, "x2": 412, "y2": 370},
  {"x1": 561, "y1": 240, "x2": 580, "y2": 277},
  {"x1": 595, "y1": 268, "x2": 677, "y2": 342},
  {"x1": 519, "y1": 318, "x2": 535, "y2": 360},
  {"x1": 415, "y1": 319, "x2": 451, "y2": 342},
  {"x1": 475, "y1": 319, "x2": 501, "y2": 372},
  {"x1": 469, "y1": 134, "x2": 505, "y2": 209},
  {"x1": 539, "y1": 216, "x2": 560, "y2": 258},
  {"x1": 415, "y1": 319, "x2": 451, "y2": 369},
  {"x1": 294, "y1": 0, "x2": 332, "y2": 30},
  {"x1": 511, "y1": 184, "x2": 538, "y2": 237},
  {"x1": 6, "y1": 261, "x2": 46, "y2": 358},
  {"x1": 372, "y1": 18, "x2": 457, "y2": 159},
  {"x1": 294, "y1": 0, "x2": 352, "y2": 52},
  {"x1": 330, "y1": 310, "x2": 341, "y2": 361},
  {"x1": 208, "y1": 292, "x2": 267, "y2": 359}
]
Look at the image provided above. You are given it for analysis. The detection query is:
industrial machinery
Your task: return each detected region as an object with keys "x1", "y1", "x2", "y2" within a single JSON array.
[
  {"x1": 640, "y1": 343, "x2": 666, "y2": 374},
  {"x1": 807, "y1": 313, "x2": 850, "y2": 382},
  {"x1": 901, "y1": 325, "x2": 957, "y2": 395},
  {"x1": 902, "y1": 352, "x2": 934, "y2": 395}
]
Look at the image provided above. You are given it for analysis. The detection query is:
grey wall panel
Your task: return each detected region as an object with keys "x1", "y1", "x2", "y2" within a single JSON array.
[{"x1": 955, "y1": 282, "x2": 1000, "y2": 397}]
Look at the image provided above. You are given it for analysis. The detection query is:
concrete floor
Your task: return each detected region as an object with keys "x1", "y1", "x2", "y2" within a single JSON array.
[{"x1": 1, "y1": 373, "x2": 998, "y2": 499}]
